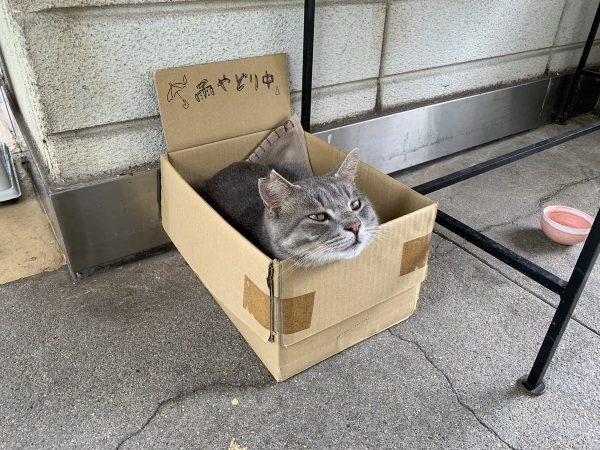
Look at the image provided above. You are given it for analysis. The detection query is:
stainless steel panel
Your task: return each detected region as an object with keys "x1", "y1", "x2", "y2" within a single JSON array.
[
  {"x1": 314, "y1": 78, "x2": 560, "y2": 174},
  {"x1": 51, "y1": 170, "x2": 169, "y2": 275}
]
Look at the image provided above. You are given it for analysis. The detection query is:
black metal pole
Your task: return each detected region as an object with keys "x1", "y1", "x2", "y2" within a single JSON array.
[
  {"x1": 581, "y1": 69, "x2": 600, "y2": 80},
  {"x1": 554, "y1": 2, "x2": 600, "y2": 124},
  {"x1": 413, "y1": 122, "x2": 600, "y2": 195},
  {"x1": 433, "y1": 211, "x2": 567, "y2": 294},
  {"x1": 519, "y1": 210, "x2": 600, "y2": 395},
  {"x1": 301, "y1": 0, "x2": 315, "y2": 132}
]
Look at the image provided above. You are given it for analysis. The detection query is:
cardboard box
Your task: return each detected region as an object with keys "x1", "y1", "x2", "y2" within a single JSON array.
[{"x1": 155, "y1": 54, "x2": 437, "y2": 381}]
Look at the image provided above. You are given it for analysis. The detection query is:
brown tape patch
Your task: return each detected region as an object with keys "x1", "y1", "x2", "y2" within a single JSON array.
[
  {"x1": 243, "y1": 276, "x2": 270, "y2": 330},
  {"x1": 282, "y1": 292, "x2": 315, "y2": 335},
  {"x1": 400, "y1": 233, "x2": 432, "y2": 276},
  {"x1": 242, "y1": 276, "x2": 315, "y2": 334}
]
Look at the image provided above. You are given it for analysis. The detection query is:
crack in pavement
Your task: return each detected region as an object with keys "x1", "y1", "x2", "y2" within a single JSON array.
[
  {"x1": 475, "y1": 173, "x2": 600, "y2": 235},
  {"x1": 534, "y1": 173, "x2": 600, "y2": 214},
  {"x1": 387, "y1": 330, "x2": 519, "y2": 450},
  {"x1": 115, "y1": 380, "x2": 274, "y2": 449}
]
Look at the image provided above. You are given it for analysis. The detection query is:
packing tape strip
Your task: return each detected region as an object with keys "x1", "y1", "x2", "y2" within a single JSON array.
[
  {"x1": 400, "y1": 233, "x2": 432, "y2": 276},
  {"x1": 243, "y1": 276, "x2": 315, "y2": 335}
]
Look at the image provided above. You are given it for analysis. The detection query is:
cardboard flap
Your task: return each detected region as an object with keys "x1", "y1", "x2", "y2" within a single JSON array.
[{"x1": 154, "y1": 54, "x2": 291, "y2": 152}]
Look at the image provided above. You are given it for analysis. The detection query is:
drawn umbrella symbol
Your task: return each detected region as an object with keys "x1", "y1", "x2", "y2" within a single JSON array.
[{"x1": 167, "y1": 75, "x2": 189, "y2": 109}]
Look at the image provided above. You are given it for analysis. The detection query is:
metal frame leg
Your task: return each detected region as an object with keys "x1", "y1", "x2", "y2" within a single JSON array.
[
  {"x1": 301, "y1": 0, "x2": 315, "y2": 132},
  {"x1": 519, "y1": 211, "x2": 600, "y2": 395},
  {"x1": 554, "y1": 2, "x2": 600, "y2": 124}
]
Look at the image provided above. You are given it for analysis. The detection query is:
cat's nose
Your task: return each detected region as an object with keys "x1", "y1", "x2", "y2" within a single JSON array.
[{"x1": 345, "y1": 222, "x2": 361, "y2": 237}]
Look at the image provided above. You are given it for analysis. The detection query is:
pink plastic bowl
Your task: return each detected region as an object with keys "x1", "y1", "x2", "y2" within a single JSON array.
[{"x1": 541, "y1": 206, "x2": 593, "y2": 245}]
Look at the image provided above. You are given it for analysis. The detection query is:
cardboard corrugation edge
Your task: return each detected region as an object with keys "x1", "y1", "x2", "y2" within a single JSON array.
[{"x1": 421, "y1": 204, "x2": 438, "y2": 282}]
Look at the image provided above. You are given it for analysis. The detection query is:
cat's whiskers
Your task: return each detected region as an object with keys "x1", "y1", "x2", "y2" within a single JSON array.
[
  {"x1": 370, "y1": 227, "x2": 395, "y2": 244},
  {"x1": 301, "y1": 238, "x2": 348, "y2": 265},
  {"x1": 281, "y1": 226, "x2": 385, "y2": 277},
  {"x1": 281, "y1": 241, "x2": 333, "y2": 277},
  {"x1": 322, "y1": 236, "x2": 350, "y2": 252}
]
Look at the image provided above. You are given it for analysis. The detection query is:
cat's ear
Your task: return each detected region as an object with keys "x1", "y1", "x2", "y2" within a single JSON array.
[
  {"x1": 334, "y1": 148, "x2": 359, "y2": 182},
  {"x1": 258, "y1": 170, "x2": 298, "y2": 211}
]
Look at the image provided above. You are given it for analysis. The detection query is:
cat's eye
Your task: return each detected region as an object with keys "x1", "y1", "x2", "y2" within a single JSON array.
[
  {"x1": 350, "y1": 199, "x2": 361, "y2": 211},
  {"x1": 309, "y1": 213, "x2": 327, "y2": 221}
]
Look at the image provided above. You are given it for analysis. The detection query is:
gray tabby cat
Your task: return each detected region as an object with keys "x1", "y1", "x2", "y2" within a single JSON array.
[{"x1": 197, "y1": 150, "x2": 379, "y2": 267}]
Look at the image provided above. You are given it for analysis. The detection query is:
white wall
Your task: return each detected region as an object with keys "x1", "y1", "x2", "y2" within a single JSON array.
[{"x1": 1, "y1": 0, "x2": 599, "y2": 185}]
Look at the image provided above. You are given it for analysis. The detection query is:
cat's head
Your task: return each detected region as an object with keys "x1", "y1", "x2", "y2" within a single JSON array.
[{"x1": 258, "y1": 149, "x2": 379, "y2": 267}]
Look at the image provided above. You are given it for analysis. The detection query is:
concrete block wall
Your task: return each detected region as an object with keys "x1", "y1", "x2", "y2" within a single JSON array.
[{"x1": 0, "y1": 0, "x2": 599, "y2": 186}]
